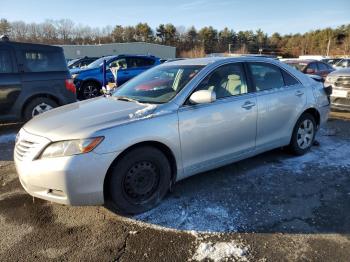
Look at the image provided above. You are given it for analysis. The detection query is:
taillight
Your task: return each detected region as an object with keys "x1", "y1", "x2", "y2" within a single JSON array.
[{"x1": 65, "y1": 79, "x2": 76, "y2": 94}]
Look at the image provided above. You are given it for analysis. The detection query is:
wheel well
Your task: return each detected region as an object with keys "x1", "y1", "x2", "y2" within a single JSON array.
[
  {"x1": 303, "y1": 108, "x2": 321, "y2": 128},
  {"x1": 21, "y1": 94, "x2": 60, "y2": 118},
  {"x1": 103, "y1": 141, "x2": 178, "y2": 200},
  {"x1": 81, "y1": 79, "x2": 102, "y2": 88}
]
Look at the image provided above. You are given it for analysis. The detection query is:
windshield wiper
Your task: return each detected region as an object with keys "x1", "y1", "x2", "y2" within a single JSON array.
[{"x1": 114, "y1": 96, "x2": 138, "y2": 103}]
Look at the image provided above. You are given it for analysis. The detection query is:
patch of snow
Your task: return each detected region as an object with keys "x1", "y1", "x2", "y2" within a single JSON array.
[
  {"x1": 128, "y1": 104, "x2": 157, "y2": 119},
  {"x1": 0, "y1": 133, "x2": 16, "y2": 144},
  {"x1": 192, "y1": 241, "x2": 248, "y2": 262},
  {"x1": 132, "y1": 128, "x2": 350, "y2": 234}
]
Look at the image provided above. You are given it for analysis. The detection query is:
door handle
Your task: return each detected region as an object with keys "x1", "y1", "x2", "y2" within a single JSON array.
[
  {"x1": 295, "y1": 90, "x2": 304, "y2": 97},
  {"x1": 241, "y1": 101, "x2": 256, "y2": 110}
]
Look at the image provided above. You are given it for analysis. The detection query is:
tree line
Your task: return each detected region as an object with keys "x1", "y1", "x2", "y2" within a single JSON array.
[{"x1": 0, "y1": 18, "x2": 349, "y2": 58}]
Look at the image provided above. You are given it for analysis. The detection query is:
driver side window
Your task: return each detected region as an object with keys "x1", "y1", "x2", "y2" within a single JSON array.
[{"x1": 195, "y1": 63, "x2": 248, "y2": 99}]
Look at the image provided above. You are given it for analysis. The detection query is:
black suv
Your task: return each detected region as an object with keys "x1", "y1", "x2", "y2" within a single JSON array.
[{"x1": 0, "y1": 37, "x2": 76, "y2": 122}]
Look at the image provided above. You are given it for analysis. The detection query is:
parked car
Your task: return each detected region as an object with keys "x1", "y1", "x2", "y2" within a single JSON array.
[
  {"x1": 71, "y1": 54, "x2": 161, "y2": 100},
  {"x1": 325, "y1": 68, "x2": 350, "y2": 111},
  {"x1": 321, "y1": 58, "x2": 343, "y2": 66},
  {"x1": 284, "y1": 59, "x2": 335, "y2": 79},
  {"x1": 333, "y1": 58, "x2": 350, "y2": 70},
  {"x1": 67, "y1": 56, "x2": 99, "y2": 69},
  {"x1": 0, "y1": 37, "x2": 76, "y2": 122},
  {"x1": 15, "y1": 57, "x2": 330, "y2": 214}
]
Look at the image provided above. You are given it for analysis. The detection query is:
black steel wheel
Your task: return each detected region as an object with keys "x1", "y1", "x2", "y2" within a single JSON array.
[{"x1": 107, "y1": 146, "x2": 171, "y2": 214}]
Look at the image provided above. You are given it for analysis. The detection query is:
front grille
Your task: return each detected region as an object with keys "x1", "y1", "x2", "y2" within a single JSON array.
[
  {"x1": 335, "y1": 76, "x2": 350, "y2": 89},
  {"x1": 15, "y1": 139, "x2": 40, "y2": 161},
  {"x1": 14, "y1": 129, "x2": 50, "y2": 162},
  {"x1": 332, "y1": 97, "x2": 350, "y2": 106}
]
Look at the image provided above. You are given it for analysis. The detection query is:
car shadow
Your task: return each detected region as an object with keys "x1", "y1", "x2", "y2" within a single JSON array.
[{"x1": 129, "y1": 134, "x2": 350, "y2": 234}]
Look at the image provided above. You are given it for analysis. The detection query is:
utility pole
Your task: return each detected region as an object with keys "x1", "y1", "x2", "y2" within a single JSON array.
[{"x1": 229, "y1": 44, "x2": 233, "y2": 54}]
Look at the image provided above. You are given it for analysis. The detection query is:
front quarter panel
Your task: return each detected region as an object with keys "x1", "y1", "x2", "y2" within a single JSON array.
[{"x1": 93, "y1": 109, "x2": 183, "y2": 179}]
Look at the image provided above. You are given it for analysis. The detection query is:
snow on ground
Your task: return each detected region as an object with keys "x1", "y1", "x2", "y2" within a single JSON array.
[
  {"x1": 0, "y1": 133, "x2": 16, "y2": 144},
  {"x1": 192, "y1": 241, "x2": 249, "y2": 262},
  {"x1": 135, "y1": 129, "x2": 350, "y2": 233}
]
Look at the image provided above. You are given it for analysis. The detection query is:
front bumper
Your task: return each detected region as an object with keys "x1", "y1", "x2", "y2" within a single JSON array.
[{"x1": 14, "y1": 129, "x2": 118, "y2": 205}]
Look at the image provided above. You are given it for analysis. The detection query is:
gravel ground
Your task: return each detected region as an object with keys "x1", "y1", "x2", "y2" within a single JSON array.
[{"x1": 0, "y1": 112, "x2": 350, "y2": 261}]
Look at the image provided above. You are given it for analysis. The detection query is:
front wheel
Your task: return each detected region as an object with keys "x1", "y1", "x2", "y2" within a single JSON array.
[
  {"x1": 80, "y1": 81, "x2": 101, "y2": 100},
  {"x1": 289, "y1": 113, "x2": 316, "y2": 155},
  {"x1": 107, "y1": 146, "x2": 171, "y2": 214}
]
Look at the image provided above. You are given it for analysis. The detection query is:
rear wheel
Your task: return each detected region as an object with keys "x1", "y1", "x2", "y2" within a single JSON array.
[
  {"x1": 289, "y1": 113, "x2": 316, "y2": 155},
  {"x1": 80, "y1": 81, "x2": 101, "y2": 100},
  {"x1": 23, "y1": 97, "x2": 58, "y2": 121},
  {"x1": 107, "y1": 146, "x2": 171, "y2": 214}
]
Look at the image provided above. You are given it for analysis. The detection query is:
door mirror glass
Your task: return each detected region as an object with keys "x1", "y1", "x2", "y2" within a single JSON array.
[{"x1": 189, "y1": 90, "x2": 216, "y2": 104}]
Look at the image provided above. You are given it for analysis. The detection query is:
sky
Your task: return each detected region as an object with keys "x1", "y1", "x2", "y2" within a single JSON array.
[{"x1": 1, "y1": 0, "x2": 349, "y2": 35}]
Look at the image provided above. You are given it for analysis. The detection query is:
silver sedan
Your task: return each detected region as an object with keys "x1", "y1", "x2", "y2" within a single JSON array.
[{"x1": 14, "y1": 57, "x2": 330, "y2": 214}]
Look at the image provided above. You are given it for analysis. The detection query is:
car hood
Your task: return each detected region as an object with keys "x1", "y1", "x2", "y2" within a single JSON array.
[
  {"x1": 329, "y1": 68, "x2": 350, "y2": 76},
  {"x1": 23, "y1": 97, "x2": 158, "y2": 141}
]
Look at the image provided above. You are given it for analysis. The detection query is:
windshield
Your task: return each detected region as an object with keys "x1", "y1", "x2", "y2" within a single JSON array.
[
  {"x1": 285, "y1": 62, "x2": 307, "y2": 71},
  {"x1": 67, "y1": 58, "x2": 79, "y2": 67},
  {"x1": 113, "y1": 65, "x2": 204, "y2": 104},
  {"x1": 86, "y1": 56, "x2": 114, "y2": 69}
]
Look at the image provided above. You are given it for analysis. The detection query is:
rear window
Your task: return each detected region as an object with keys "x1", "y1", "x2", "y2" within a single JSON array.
[
  {"x1": 22, "y1": 50, "x2": 67, "y2": 72},
  {"x1": 0, "y1": 50, "x2": 13, "y2": 73}
]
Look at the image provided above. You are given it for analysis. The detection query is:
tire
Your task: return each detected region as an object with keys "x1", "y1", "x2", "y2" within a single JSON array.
[
  {"x1": 80, "y1": 81, "x2": 101, "y2": 100},
  {"x1": 289, "y1": 113, "x2": 316, "y2": 155},
  {"x1": 107, "y1": 146, "x2": 171, "y2": 214},
  {"x1": 23, "y1": 97, "x2": 58, "y2": 121}
]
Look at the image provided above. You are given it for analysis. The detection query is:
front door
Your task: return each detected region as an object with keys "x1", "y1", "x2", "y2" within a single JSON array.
[{"x1": 178, "y1": 63, "x2": 257, "y2": 175}]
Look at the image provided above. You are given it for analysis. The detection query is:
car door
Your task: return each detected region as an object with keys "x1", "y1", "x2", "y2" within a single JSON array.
[
  {"x1": 0, "y1": 46, "x2": 22, "y2": 115},
  {"x1": 125, "y1": 57, "x2": 155, "y2": 81},
  {"x1": 247, "y1": 62, "x2": 306, "y2": 150},
  {"x1": 107, "y1": 58, "x2": 128, "y2": 86},
  {"x1": 178, "y1": 62, "x2": 257, "y2": 175}
]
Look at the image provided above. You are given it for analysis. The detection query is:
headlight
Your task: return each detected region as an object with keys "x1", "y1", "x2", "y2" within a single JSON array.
[
  {"x1": 40, "y1": 137, "x2": 104, "y2": 159},
  {"x1": 72, "y1": 74, "x2": 79, "y2": 79}
]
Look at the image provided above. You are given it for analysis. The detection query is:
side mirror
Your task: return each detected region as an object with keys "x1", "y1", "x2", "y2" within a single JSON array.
[
  {"x1": 306, "y1": 68, "x2": 315, "y2": 74},
  {"x1": 189, "y1": 90, "x2": 216, "y2": 104}
]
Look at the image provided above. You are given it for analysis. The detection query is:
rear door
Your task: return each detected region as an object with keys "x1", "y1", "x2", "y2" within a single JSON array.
[
  {"x1": 0, "y1": 46, "x2": 22, "y2": 115},
  {"x1": 247, "y1": 62, "x2": 306, "y2": 150},
  {"x1": 126, "y1": 57, "x2": 156, "y2": 79}
]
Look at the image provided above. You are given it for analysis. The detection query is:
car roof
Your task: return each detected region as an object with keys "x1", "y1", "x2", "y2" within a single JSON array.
[
  {"x1": 163, "y1": 56, "x2": 282, "y2": 66},
  {"x1": 0, "y1": 41, "x2": 63, "y2": 52},
  {"x1": 284, "y1": 59, "x2": 317, "y2": 64}
]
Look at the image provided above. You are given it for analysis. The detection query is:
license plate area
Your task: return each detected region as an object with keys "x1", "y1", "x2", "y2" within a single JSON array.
[{"x1": 331, "y1": 89, "x2": 348, "y2": 98}]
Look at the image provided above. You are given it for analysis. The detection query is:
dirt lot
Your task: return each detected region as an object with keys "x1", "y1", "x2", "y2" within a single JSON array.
[{"x1": 0, "y1": 111, "x2": 350, "y2": 261}]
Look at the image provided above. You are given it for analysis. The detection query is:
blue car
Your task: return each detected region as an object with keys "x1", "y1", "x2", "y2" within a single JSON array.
[{"x1": 71, "y1": 54, "x2": 160, "y2": 100}]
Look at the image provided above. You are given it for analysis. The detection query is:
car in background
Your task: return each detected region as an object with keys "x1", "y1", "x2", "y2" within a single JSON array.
[
  {"x1": 15, "y1": 57, "x2": 330, "y2": 214},
  {"x1": 284, "y1": 59, "x2": 334, "y2": 79},
  {"x1": 325, "y1": 68, "x2": 350, "y2": 111},
  {"x1": 321, "y1": 58, "x2": 343, "y2": 66},
  {"x1": 0, "y1": 37, "x2": 76, "y2": 122},
  {"x1": 67, "y1": 56, "x2": 99, "y2": 69},
  {"x1": 333, "y1": 58, "x2": 350, "y2": 70},
  {"x1": 71, "y1": 54, "x2": 161, "y2": 100}
]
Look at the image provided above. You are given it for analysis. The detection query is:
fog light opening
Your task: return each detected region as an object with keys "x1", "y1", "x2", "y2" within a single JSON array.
[{"x1": 48, "y1": 189, "x2": 65, "y2": 197}]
